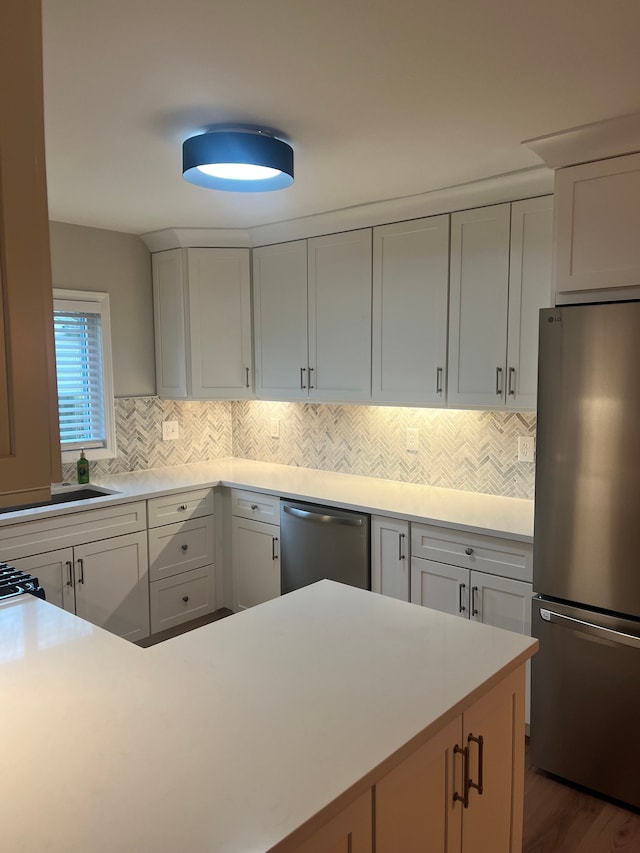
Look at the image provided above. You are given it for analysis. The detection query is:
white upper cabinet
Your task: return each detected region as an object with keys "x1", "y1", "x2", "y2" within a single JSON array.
[
  {"x1": 253, "y1": 240, "x2": 309, "y2": 399},
  {"x1": 307, "y1": 229, "x2": 373, "y2": 401},
  {"x1": 152, "y1": 247, "x2": 253, "y2": 400},
  {"x1": 507, "y1": 196, "x2": 554, "y2": 409},
  {"x1": 372, "y1": 216, "x2": 449, "y2": 405},
  {"x1": 448, "y1": 198, "x2": 552, "y2": 410},
  {"x1": 253, "y1": 230, "x2": 373, "y2": 402},
  {"x1": 554, "y1": 152, "x2": 640, "y2": 298}
]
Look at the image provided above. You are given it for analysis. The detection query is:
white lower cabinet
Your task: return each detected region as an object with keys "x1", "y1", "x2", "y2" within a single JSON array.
[
  {"x1": 411, "y1": 522, "x2": 533, "y2": 722},
  {"x1": 12, "y1": 532, "x2": 150, "y2": 642},
  {"x1": 147, "y1": 489, "x2": 216, "y2": 634},
  {"x1": 232, "y1": 516, "x2": 280, "y2": 611},
  {"x1": 371, "y1": 515, "x2": 409, "y2": 601}
]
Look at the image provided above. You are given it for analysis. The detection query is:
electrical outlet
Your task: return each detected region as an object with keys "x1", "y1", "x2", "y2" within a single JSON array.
[
  {"x1": 162, "y1": 420, "x2": 179, "y2": 441},
  {"x1": 270, "y1": 418, "x2": 280, "y2": 439},
  {"x1": 406, "y1": 428, "x2": 419, "y2": 452},
  {"x1": 517, "y1": 435, "x2": 535, "y2": 462}
]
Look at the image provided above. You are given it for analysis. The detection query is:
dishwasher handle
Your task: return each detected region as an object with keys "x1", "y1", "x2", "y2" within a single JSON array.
[{"x1": 282, "y1": 504, "x2": 364, "y2": 527}]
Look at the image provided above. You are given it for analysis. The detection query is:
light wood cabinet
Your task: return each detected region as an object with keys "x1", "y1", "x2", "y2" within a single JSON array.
[
  {"x1": 0, "y1": 0, "x2": 61, "y2": 507},
  {"x1": 253, "y1": 231, "x2": 372, "y2": 402},
  {"x1": 372, "y1": 216, "x2": 449, "y2": 405},
  {"x1": 448, "y1": 198, "x2": 552, "y2": 410},
  {"x1": 371, "y1": 515, "x2": 410, "y2": 602},
  {"x1": 554, "y1": 152, "x2": 640, "y2": 298},
  {"x1": 13, "y1": 532, "x2": 150, "y2": 642},
  {"x1": 290, "y1": 790, "x2": 372, "y2": 853},
  {"x1": 152, "y1": 247, "x2": 253, "y2": 399}
]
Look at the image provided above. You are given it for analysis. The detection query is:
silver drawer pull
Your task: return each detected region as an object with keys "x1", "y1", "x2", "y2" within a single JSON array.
[
  {"x1": 251, "y1": 504, "x2": 259, "y2": 511},
  {"x1": 465, "y1": 547, "x2": 473, "y2": 556},
  {"x1": 181, "y1": 544, "x2": 188, "y2": 552},
  {"x1": 178, "y1": 504, "x2": 188, "y2": 512},
  {"x1": 182, "y1": 596, "x2": 189, "y2": 603}
]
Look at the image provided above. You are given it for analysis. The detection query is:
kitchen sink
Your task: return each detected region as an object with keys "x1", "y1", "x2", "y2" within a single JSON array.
[{"x1": 0, "y1": 486, "x2": 120, "y2": 514}]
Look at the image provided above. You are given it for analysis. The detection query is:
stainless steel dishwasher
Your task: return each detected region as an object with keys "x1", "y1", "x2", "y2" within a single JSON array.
[{"x1": 280, "y1": 499, "x2": 370, "y2": 594}]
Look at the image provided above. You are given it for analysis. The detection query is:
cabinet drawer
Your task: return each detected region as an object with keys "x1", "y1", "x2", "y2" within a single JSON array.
[
  {"x1": 411, "y1": 524, "x2": 532, "y2": 583},
  {"x1": 230, "y1": 488, "x2": 280, "y2": 524},
  {"x1": 150, "y1": 564, "x2": 216, "y2": 633},
  {"x1": 148, "y1": 515, "x2": 215, "y2": 582},
  {"x1": 0, "y1": 501, "x2": 147, "y2": 562},
  {"x1": 147, "y1": 488, "x2": 213, "y2": 528}
]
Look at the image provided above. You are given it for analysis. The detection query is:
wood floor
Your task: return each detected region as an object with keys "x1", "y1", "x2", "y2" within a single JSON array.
[{"x1": 523, "y1": 748, "x2": 640, "y2": 853}]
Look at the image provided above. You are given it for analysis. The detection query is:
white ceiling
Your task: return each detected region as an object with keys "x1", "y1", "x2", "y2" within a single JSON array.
[{"x1": 42, "y1": 0, "x2": 640, "y2": 236}]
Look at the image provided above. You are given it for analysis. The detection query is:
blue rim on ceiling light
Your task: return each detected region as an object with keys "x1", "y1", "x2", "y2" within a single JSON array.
[{"x1": 182, "y1": 129, "x2": 294, "y2": 192}]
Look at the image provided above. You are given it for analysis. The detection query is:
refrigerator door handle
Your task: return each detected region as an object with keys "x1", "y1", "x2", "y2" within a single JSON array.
[{"x1": 540, "y1": 608, "x2": 640, "y2": 649}]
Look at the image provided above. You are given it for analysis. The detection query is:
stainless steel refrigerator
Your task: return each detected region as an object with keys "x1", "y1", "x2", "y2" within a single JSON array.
[{"x1": 531, "y1": 301, "x2": 640, "y2": 809}]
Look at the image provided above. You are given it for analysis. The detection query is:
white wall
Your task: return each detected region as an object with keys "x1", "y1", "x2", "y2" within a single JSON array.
[{"x1": 49, "y1": 221, "x2": 155, "y2": 397}]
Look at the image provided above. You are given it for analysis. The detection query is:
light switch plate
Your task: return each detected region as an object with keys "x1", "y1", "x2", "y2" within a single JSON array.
[
  {"x1": 162, "y1": 420, "x2": 179, "y2": 441},
  {"x1": 270, "y1": 418, "x2": 280, "y2": 439}
]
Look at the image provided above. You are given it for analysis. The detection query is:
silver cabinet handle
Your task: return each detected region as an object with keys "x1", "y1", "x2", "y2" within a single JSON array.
[
  {"x1": 308, "y1": 367, "x2": 314, "y2": 389},
  {"x1": 471, "y1": 585, "x2": 479, "y2": 616},
  {"x1": 465, "y1": 547, "x2": 473, "y2": 556},
  {"x1": 508, "y1": 366, "x2": 516, "y2": 396},
  {"x1": 66, "y1": 560, "x2": 73, "y2": 587},
  {"x1": 436, "y1": 366, "x2": 443, "y2": 394},
  {"x1": 245, "y1": 366, "x2": 250, "y2": 388},
  {"x1": 251, "y1": 504, "x2": 259, "y2": 511},
  {"x1": 458, "y1": 582, "x2": 466, "y2": 613},
  {"x1": 182, "y1": 595, "x2": 189, "y2": 603},
  {"x1": 272, "y1": 536, "x2": 279, "y2": 560},
  {"x1": 181, "y1": 544, "x2": 188, "y2": 552},
  {"x1": 300, "y1": 367, "x2": 307, "y2": 389},
  {"x1": 495, "y1": 367, "x2": 503, "y2": 395},
  {"x1": 77, "y1": 558, "x2": 84, "y2": 585},
  {"x1": 178, "y1": 504, "x2": 188, "y2": 512},
  {"x1": 398, "y1": 532, "x2": 406, "y2": 561},
  {"x1": 468, "y1": 733, "x2": 484, "y2": 796}
]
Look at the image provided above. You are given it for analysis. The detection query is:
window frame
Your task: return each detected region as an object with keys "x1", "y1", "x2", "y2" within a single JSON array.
[{"x1": 53, "y1": 288, "x2": 117, "y2": 463}]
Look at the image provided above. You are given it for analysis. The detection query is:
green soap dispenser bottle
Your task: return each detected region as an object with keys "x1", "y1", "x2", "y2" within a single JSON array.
[{"x1": 77, "y1": 449, "x2": 90, "y2": 484}]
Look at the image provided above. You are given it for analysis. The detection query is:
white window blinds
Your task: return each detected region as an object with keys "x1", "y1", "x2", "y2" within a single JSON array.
[{"x1": 52, "y1": 290, "x2": 116, "y2": 459}]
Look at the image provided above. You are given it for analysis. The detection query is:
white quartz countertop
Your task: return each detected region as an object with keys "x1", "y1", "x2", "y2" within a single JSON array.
[
  {"x1": 0, "y1": 581, "x2": 537, "y2": 853},
  {"x1": 0, "y1": 458, "x2": 534, "y2": 540}
]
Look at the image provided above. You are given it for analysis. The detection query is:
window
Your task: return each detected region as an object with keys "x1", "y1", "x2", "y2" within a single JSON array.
[{"x1": 53, "y1": 289, "x2": 116, "y2": 462}]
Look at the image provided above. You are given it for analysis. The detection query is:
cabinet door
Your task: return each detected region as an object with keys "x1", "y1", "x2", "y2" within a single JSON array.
[
  {"x1": 0, "y1": 0, "x2": 60, "y2": 507},
  {"x1": 290, "y1": 790, "x2": 372, "y2": 853},
  {"x1": 12, "y1": 548, "x2": 75, "y2": 613},
  {"x1": 308, "y1": 230, "x2": 372, "y2": 401},
  {"x1": 375, "y1": 716, "x2": 462, "y2": 853},
  {"x1": 187, "y1": 248, "x2": 253, "y2": 399},
  {"x1": 448, "y1": 204, "x2": 511, "y2": 408},
  {"x1": 411, "y1": 558, "x2": 468, "y2": 618},
  {"x1": 506, "y1": 197, "x2": 553, "y2": 410},
  {"x1": 152, "y1": 249, "x2": 187, "y2": 398},
  {"x1": 74, "y1": 532, "x2": 149, "y2": 642},
  {"x1": 253, "y1": 241, "x2": 309, "y2": 399},
  {"x1": 554, "y1": 152, "x2": 640, "y2": 295},
  {"x1": 371, "y1": 516, "x2": 409, "y2": 601},
  {"x1": 232, "y1": 517, "x2": 280, "y2": 611},
  {"x1": 469, "y1": 571, "x2": 532, "y2": 635},
  {"x1": 372, "y1": 216, "x2": 449, "y2": 405},
  {"x1": 461, "y1": 666, "x2": 526, "y2": 853}
]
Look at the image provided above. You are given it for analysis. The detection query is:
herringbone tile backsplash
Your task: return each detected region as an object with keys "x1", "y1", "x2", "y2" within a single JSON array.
[{"x1": 62, "y1": 397, "x2": 536, "y2": 499}]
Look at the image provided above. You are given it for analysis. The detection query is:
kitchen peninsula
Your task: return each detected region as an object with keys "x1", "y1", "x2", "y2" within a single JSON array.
[{"x1": 1, "y1": 579, "x2": 536, "y2": 852}]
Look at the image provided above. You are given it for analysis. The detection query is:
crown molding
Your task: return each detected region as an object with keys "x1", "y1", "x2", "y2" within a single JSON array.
[
  {"x1": 141, "y1": 167, "x2": 553, "y2": 251},
  {"x1": 523, "y1": 112, "x2": 640, "y2": 170}
]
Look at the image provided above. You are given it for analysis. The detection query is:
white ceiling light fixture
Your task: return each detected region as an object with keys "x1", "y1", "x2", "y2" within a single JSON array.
[{"x1": 182, "y1": 127, "x2": 294, "y2": 192}]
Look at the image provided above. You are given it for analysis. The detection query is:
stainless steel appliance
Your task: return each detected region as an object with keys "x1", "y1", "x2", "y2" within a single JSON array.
[
  {"x1": 532, "y1": 301, "x2": 640, "y2": 808},
  {"x1": 280, "y1": 500, "x2": 370, "y2": 594}
]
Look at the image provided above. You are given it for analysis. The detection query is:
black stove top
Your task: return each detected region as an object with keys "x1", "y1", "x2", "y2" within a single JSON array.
[{"x1": 0, "y1": 563, "x2": 45, "y2": 601}]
